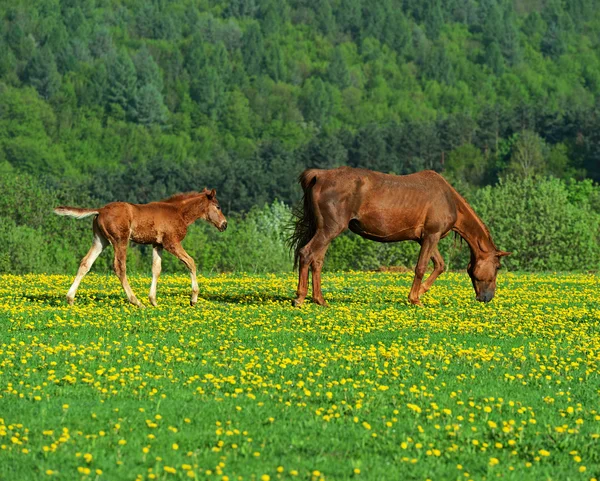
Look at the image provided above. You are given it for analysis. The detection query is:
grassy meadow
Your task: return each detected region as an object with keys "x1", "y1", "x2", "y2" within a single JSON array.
[{"x1": 0, "y1": 272, "x2": 599, "y2": 481}]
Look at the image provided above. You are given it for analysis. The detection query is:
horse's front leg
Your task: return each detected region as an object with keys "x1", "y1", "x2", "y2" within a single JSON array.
[
  {"x1": 148, "y1": 246, "x2": 163, "y2": 307},
  {"x1": 408, "y1": 235, "x2": 440, "y2": 306},
  {"x1": 164, "y1": 241, "x2": 199, "y2": 306},
  {"x1": 418, "y1": 247, "x2": 445, "y2": 296}
]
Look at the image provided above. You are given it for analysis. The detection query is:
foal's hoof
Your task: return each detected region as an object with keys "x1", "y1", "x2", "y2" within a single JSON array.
[
  {"x1": 291, "y1": 298, "x2": 304, "y2": 307},
  {"x1": 66, "y1": 297, "x2": 74, "y2": 306},
  {"x1": 149, "y1": 297, "x2": 157, "y2": 307},
  {"x1": 190, "y1": 299, "x2": 197, "y2": 307}
]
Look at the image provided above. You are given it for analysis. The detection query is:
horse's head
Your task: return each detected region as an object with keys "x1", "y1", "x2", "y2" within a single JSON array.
[
  {"x1": 467, "y1": 250, "x2": 510, "y2": 302},
  {"x1": 204, "y1": 189, "x2": 228, "y2": 232}
]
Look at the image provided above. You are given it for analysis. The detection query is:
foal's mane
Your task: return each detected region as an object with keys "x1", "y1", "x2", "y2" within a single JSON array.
[{"x1": 160, "y1": 191, "x2": 205, "y2": 203}]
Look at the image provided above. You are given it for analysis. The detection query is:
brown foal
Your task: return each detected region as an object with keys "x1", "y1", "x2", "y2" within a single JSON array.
[
  {"x1": 290, "y1": 167, "x2": 510, "y2": 307},
  {"x1": 54, "y1": 189, "x2": 227, "y2": 307}
]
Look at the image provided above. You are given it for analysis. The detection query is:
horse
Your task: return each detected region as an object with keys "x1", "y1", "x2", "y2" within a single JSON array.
[
  {"x1": 54, "y1": 189, "x2": 227, "y2": 307},
  {"x1": 289, "y1": 167, "x2": 510, "y2": 307}
]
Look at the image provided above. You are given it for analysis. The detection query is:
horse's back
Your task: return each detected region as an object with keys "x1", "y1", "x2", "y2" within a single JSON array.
[
  {"x1": 309, "y1": 167, "x2": 453, "y2": 204},
  {"x1": 305, "y1": 167, "x2": 458, "y2": 241}
]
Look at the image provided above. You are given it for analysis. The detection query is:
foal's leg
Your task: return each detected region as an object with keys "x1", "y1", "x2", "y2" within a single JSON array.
[
  {"x1": 66, "y1": 229, "x2": 108, "y2": 305},
  {"x1": 113, "y1": 242, "x2": 143, "y2": 307},
  {"x1": 148, "y1": 246, "x2": 163, "y2": 307},
  {"x1": 164, "y1": 242, "x2": 198, "y2": 306},
  {"x1": 408, "y1": 235, "x2": 441, "y2": 306},
  {"x1": 418, "y1": 247, "x2": 445, "y2": 296}
]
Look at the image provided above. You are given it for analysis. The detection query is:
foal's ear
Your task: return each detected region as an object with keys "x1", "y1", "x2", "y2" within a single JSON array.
[{"x1": 496, "y1": 250, "x2": 511, "y2": 257}]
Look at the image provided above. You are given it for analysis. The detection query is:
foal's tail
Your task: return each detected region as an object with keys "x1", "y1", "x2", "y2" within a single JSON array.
[
  {"x1": 288, "y1": 169, "x2": 319, "y2": 269},
  {"x1": 53, "y1": 206, "x2": 99, "y2": 219}
]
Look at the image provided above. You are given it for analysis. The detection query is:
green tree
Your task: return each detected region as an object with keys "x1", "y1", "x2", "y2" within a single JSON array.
[
  {"x1": 133, "y1": 46, "x2": 163, "y2": 91},
  {"x1": 506, "y1": 130, "x2": 547, "y2": 178},
  {"x1": 425, "y1": 0, "x2": 444, "y2": 39},
  {"x1": 241, "y1": 23, "x2": 264, "y2": 76},
  {"x1": 300, "y1": 78, "x2": 334, "y2": 127},
  {"x1": 106, "y1": 50, "x2": 138, "y2": 119},
  {"x1": 24, "y1": 46, "x2": 61, "y2": 99},
  {"x1": 136, "y1": 84, "x2": 167, "y2": 125},
  {"x1": 327, "y1": 46, "x2": 350, "y2": 89},
  {"x1": 486, "y1": 41, "x2": 505, "y2": 75},
  {"x1": 445, "y1": 143, "x2": 488, "y2": 186}
]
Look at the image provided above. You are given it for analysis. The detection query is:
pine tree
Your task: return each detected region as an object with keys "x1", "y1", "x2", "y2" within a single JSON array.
[
  {"x1": 136, "y1": 84, "x2": 167, "y2": 125},
  {"x1": 486, "y1": 41, "x2": 505, "y2": 75},
  {"x1": 242, "y1": 23, "x2": 264, "y2": 76},
  {"x1": 106, "y1": 50, "x2": 138, "y2": 119},
  {"x1": 134, "y1": 46, "x2": 163, "y2": 91},
  {"x1": 24, "y1": 46, "x2": 61, "y2": 99},
  {"x1": 327, "y1": 47, "x2": 350, "y2": 89}
]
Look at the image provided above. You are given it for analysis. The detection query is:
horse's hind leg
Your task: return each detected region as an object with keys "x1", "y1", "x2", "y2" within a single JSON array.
[
  {"x1": 148, "y1": 246, "x2": 163, "y2": 307},
  {"x1": 66, "y1": 223, "x2": 108, "y2": 305},
  {"x1": 113, "y1": 242, "x2": 143, "y2": 307},
  {"x1": 294, "y1": 228, "x2": 341, "y2": 307},
  {"x1": 418, "y1": 247, "x2": 445, "y2": 296},
  {"x1": 311, "y1": 254, "x2": 328, "y2": 307},
  {"x1": 292, "y1": 247, "x2": 311, "y2": 307},
  {"x1": 408, "y1": 234, "x2": 441, "y2": 306}
]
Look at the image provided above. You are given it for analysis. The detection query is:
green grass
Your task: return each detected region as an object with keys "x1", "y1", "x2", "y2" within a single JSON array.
[{"x1": 0, "y1": 272, "x2": 599, "y2": 481}]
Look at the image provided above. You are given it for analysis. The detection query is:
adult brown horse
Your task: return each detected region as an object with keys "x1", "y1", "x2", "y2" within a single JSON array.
[
  {"x1": 290, "y1": 167, "x2": 510, "y2": 307},
  {"x1": 54, "y1": 189, "x2": 227, "y2": 307}
]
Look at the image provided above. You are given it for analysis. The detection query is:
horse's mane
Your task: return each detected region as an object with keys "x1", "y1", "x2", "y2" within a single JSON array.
[
  {"x1": 452, "y1": 188, "x2": 497, "y2": 250},
  {"x1": 159, "y1": 191, "x2": 205, "y2": 203}
]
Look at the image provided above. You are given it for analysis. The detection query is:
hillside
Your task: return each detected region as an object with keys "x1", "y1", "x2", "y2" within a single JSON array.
[{"x1": 1, "y1": 0, "x2": 600, "y2": 211}]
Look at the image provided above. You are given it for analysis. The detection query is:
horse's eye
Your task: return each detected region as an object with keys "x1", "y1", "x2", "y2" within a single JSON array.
[{"x1": 217, "y1": 205, "x2": 221, "y2": 211}]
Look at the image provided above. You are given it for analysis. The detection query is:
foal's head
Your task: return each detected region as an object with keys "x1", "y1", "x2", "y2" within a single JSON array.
[
  {"x1": 467, "y1": 250, "x2": 510, "y2": 303},
  {"x1": 204, "y1": 189, "x2": 228, "y2": 231}
]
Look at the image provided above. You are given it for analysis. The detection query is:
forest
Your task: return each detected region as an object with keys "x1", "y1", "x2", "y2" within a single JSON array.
[{"x1": 1, "y1": 0, "x2": 600, "y2": 273}]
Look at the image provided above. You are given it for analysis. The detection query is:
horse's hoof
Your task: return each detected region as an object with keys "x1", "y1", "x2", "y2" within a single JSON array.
[
  {"x1": 291, "y1": 298, "x2": 304, "y2": 307},
  {"x1": 409, "y1": 299, "x2": 423, "y2": 307},
  {"x1": 190, "y1": 300, "x2": 197, "y2": 307},
  {"x1": 149, "y1": 297, "x2": 157, "y2": 307},
  {"x1": 66, "y1": 297, "x2": 74, "y2": 306},
  {"x1": 314, "y1": 298, "x2": 329, "y2": 307}
]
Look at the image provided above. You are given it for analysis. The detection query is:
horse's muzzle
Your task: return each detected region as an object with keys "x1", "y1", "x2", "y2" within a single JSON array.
[
  {"x1": 219, "y1": 221, "x2": 228, "y2": 232},
  {"x1": 476, "y1": 291, "x2": 494, "y2": 303}
]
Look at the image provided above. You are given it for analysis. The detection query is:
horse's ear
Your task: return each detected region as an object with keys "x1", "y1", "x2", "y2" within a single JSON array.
[
  {"x1": 496, "y1": 250, "x2": 511, "y2": 257},
  {"x1": 210, "y1": 188, "x2": 216, "y2": 198}
]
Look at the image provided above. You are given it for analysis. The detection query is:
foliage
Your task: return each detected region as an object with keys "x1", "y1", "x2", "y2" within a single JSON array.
[
  {"x1": 1, "y1": 0, "x2": 600, "y2": 211},
  {"x1": 1, "y1": 171, "x2": 598, "y2": 274}
]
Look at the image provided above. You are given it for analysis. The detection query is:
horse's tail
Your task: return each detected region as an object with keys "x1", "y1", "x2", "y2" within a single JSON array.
[
  {"x1": 53, "y1": 206, "x2": 99, "y2": 219},
  {"x1": 289, "y1": 169, "x2": 320, "y2": 269}
]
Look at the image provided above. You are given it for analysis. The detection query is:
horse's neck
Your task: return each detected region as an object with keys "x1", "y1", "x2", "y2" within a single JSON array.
[
  {"x1": 179, "y1": 195, "x2": 208, "y2": 225},
  {"x1": 452, "y1": 193, "x2": 495, "y2": 259}
]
